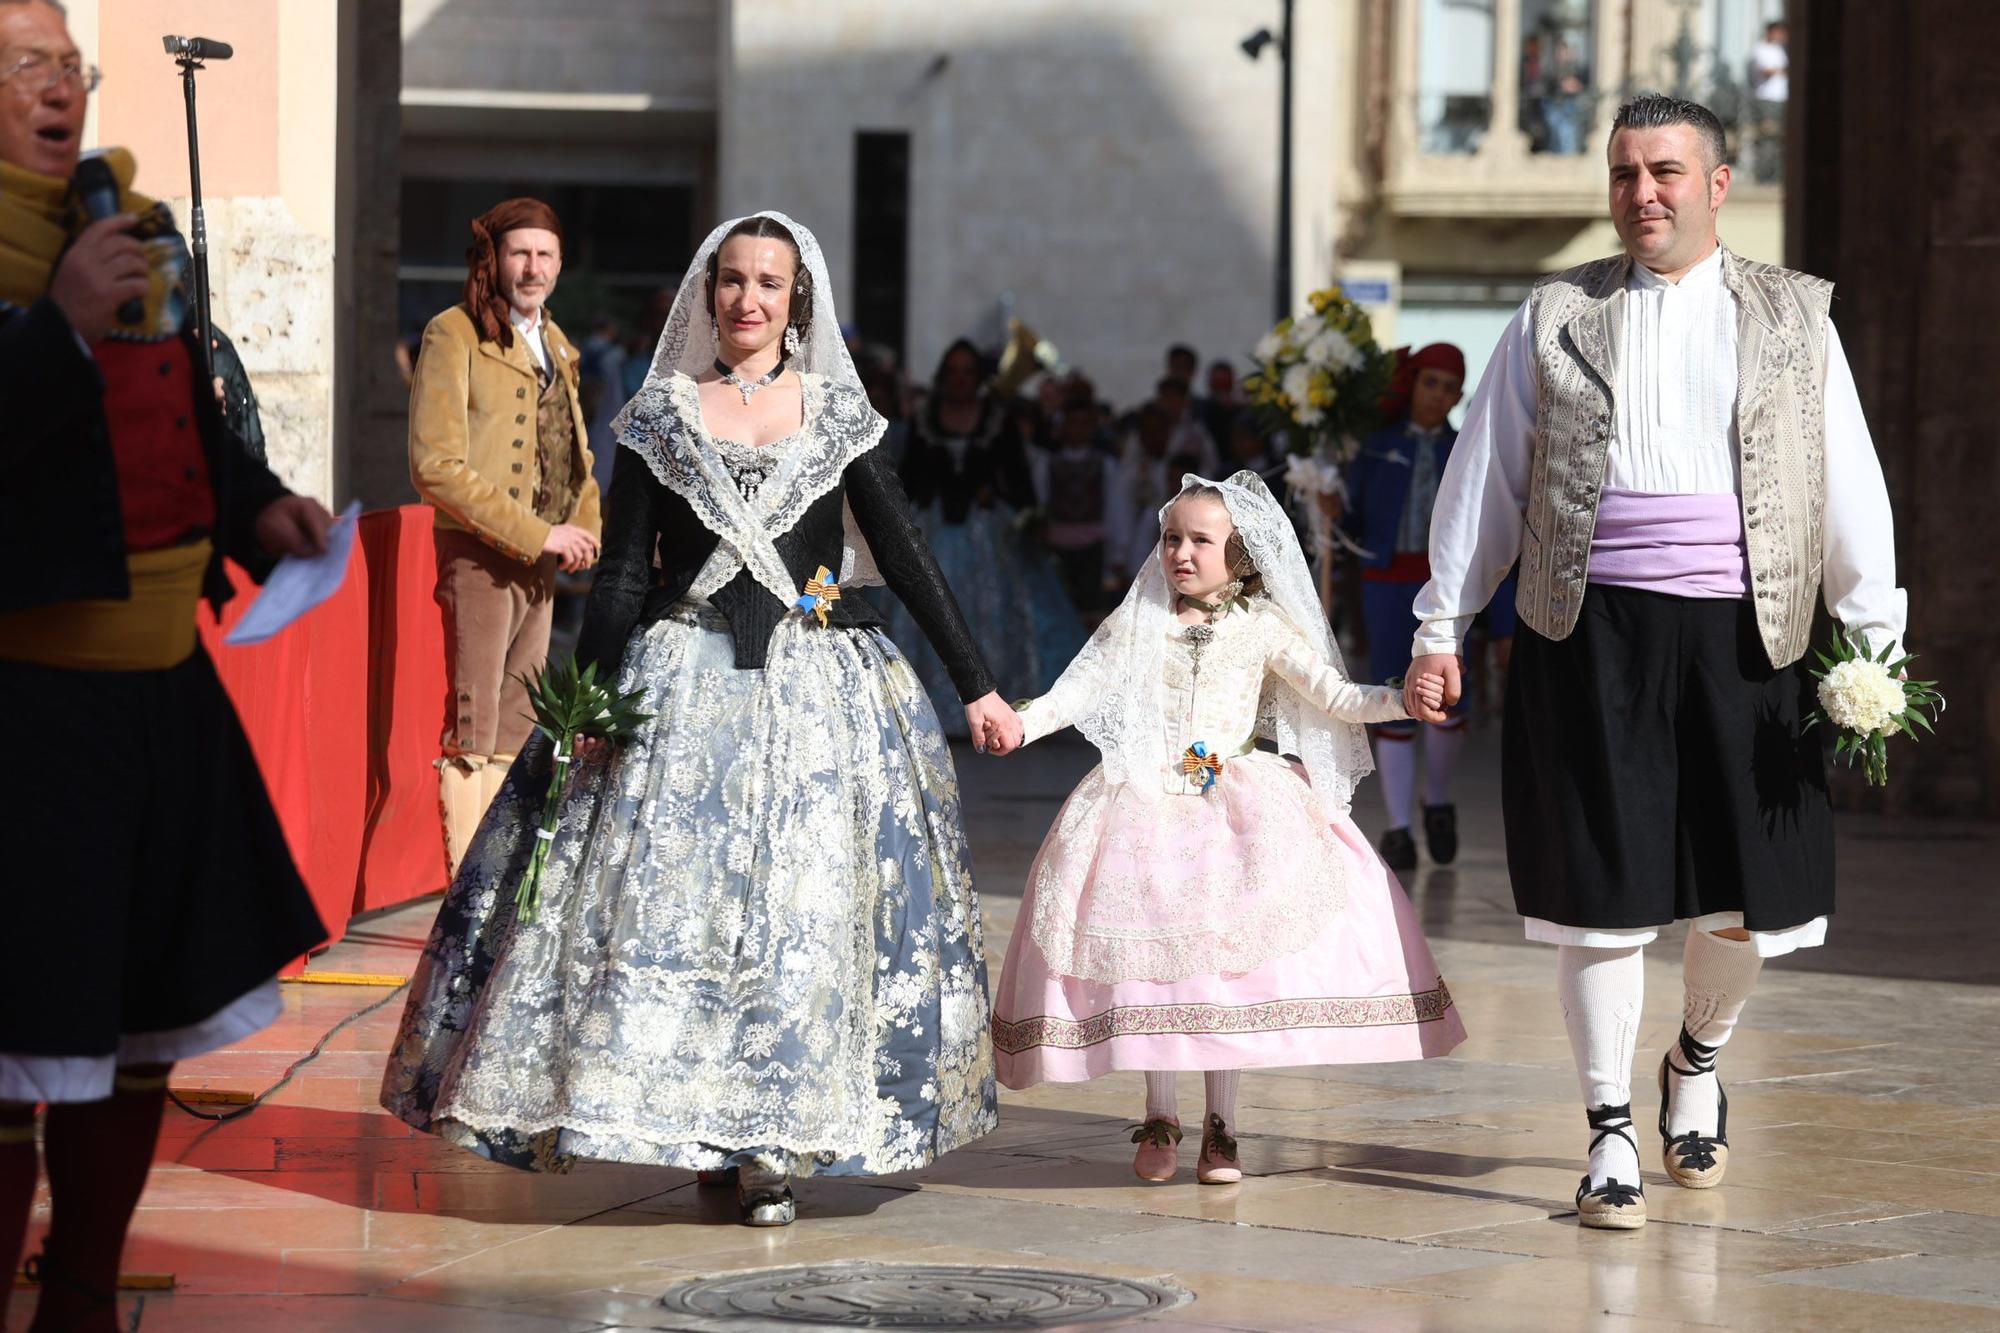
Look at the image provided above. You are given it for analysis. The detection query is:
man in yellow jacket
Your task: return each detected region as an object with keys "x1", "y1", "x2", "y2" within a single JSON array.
[{"x1": 409, "y1": 197, "x2": 601, "y2": 875}]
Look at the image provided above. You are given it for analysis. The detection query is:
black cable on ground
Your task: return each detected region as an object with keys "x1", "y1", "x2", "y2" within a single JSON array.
[{"x1": 166, "y1": 981, "x2": 410, "y2": 1123}]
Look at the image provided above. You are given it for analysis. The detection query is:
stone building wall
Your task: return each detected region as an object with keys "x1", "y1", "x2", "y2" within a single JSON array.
[
  {"x1": 719, "y1": 0, "x2": 1353, "y2": 406},
  {"x1": 401, "y1": 0, "x2": 717, "y2": 103},
  {"x1": 1790, "y1": 0, "x2": 2000, "y2": 816}
]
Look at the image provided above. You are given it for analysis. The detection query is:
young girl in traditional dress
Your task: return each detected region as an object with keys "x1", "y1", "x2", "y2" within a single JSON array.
[{"x1": 989, "y1": 471, "x2": 1467, "y2": 1182}]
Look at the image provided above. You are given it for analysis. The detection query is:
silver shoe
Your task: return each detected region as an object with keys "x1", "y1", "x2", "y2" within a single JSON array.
[{"x1": 737, "y1": 1168, "x2": 795, "y2": 1227}]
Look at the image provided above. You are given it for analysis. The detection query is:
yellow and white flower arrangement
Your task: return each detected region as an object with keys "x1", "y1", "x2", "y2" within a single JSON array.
[{"x1": 1243, "y1": 286, "x2": 1392, "y2": 458}]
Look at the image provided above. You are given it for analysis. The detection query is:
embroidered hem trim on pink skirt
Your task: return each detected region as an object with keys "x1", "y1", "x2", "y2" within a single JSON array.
[{"x1": 991, "y1": 810, "x2": 1469, "y2": 1087}]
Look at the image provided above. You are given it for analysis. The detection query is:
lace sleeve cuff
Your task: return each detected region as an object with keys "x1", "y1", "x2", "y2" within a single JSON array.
[{"x1": 1014, "y1": 694, "x2": 1067, "y2": 746}]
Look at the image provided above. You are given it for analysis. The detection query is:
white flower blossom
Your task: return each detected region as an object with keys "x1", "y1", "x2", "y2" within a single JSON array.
[
  {"x1": 1284, "y1": 453, "x2": 1341, "y2": 496},
  {"x1": 1281, "y1": 363, "x2": 1314, "y2": 408},
  {"x1": 1301, "y1": 328, "x2": 1358, "y2": 371},
  {"x1": 1310, "y1": 330, "x2": 1363, "y2": 373},
  {"x1": 1817, "y1": 658, "x2": 1906, "y2": 735},
  {"x1": 1254, "y1": 331, "x2": 1288, "y2": 363}
]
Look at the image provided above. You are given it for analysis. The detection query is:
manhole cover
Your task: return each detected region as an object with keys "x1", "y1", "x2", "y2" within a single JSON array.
[{"x1": 656, "y1": 1261, "x2": 1191, "y2": 1329}]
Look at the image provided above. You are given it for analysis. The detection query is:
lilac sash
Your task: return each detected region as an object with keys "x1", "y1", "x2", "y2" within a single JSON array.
[{"x1": 1587, "y1": 488, "x2": 1750, "y2": 598}]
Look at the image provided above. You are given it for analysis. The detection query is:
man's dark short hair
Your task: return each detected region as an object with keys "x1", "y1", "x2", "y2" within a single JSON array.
[
  {"x1": 1609, "y1": 94, "x2": 1729, "y2": 172},
  {"x1": 1166, "y1": 343, "x2": 1197, "y2": 366},
  {"x1": 1156, "y1": 375, "x2": 1189, "y2": 398}
]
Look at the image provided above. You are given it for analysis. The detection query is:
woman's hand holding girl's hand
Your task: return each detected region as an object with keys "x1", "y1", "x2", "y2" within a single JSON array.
[{"x1": 964, "y1": 692, "x2": 1024, "y2": 756}]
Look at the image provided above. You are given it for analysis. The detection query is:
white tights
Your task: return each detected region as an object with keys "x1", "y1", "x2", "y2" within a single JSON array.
[{"x1": 1144, "y1": 1071, "x2": 1241, "y2": 1128}]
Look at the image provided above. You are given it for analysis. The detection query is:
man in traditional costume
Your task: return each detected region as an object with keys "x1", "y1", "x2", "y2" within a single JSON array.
[
  {"x1": 0, "y1": 1, "x2": 331, "y2": 1321},
  {"x1": 1405, "y1": 95, "x2": 1906, "y2": 1229},
  {"x1": 407, "y1": 197, "x2": 602, "y2": 875}
]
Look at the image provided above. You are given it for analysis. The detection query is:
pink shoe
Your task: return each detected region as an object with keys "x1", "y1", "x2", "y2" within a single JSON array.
[
  {"x1": 1196, "y1": 1112, "x2": 1241, "y2": 1184},
  {"x1": 1130, "y1": 1117, "x2": 1182, "y2": 1181}
]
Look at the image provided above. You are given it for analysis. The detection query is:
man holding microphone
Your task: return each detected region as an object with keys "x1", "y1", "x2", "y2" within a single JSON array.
[{"x1": 0, "y1": 0, "x2": 333, "y2": 1324}]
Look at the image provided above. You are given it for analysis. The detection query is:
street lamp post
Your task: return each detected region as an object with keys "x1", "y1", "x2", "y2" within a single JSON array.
[{"x1": 1241, "y1": 0, "x2": 1295, "y2": 324}]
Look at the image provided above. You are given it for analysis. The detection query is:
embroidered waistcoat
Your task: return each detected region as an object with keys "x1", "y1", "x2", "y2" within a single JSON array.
[{"x1": 1518, "y1": 247, "x2": 1833, "y2": 668}]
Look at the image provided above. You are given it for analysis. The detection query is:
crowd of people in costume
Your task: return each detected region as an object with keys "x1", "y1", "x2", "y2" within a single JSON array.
[{"x1": 1, "y1": 0, "x2": 1913, "y2": 1313}]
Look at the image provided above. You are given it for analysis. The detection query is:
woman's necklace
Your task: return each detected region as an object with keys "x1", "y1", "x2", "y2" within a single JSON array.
[{"x1": 714, "y1": 357, "x2": 786, "y2": 406}]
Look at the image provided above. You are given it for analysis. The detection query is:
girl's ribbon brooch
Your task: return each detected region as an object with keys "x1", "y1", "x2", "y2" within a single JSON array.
[{"x1": 1181, "y1": 741, "x2": 1223, "y2": 794}]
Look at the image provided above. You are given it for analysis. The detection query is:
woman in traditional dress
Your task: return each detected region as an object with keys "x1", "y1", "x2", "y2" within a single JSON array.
[
  {"x1": 382, "y1": 212, "x2": 1021, "y2": 1226},
  {"x1": 879, "y1": 340, "x2": 1085, "y2": 733}
]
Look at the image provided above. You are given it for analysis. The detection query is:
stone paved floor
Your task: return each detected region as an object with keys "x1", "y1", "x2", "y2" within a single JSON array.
[{"x1": 13, "y1": 730, "x2": 2000, "y2": 1331}]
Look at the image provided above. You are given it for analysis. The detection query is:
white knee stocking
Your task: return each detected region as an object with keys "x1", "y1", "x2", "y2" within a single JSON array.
[
  {"x1": 1668, "y1": 930, "x2": 1764, "y2": 1135},
  {"x1": 1556, "y1": 943, "x2": 1645, "y2": 1188},
  {"x1": 1144, "y1": 1072, "x2": 1179, "y2": 1124}
]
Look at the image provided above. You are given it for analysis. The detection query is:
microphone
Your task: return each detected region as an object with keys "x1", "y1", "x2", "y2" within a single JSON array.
[
  {"x1": 162, "y1": 35, "x2": 233, "y2": 61},
  {"x1": 72, "y1": 154, "x2": 145, "y2": 326}
]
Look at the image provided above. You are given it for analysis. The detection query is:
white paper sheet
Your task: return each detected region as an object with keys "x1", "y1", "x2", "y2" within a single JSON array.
[{"x1": 224, "y1": 500, "x2": 363, "y2": 646}]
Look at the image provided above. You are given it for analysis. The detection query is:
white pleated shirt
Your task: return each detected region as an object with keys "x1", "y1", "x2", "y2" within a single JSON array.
[{"x1": 1411, "y1": 247, "x2": 1907, "y2": 660}]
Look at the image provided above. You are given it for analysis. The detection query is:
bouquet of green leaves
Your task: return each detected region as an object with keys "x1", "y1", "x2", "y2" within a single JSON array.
[
  {"x1": 1805, "y1": 626, "x2": 1944, "y2": 787},
  {"x1": 513, "y1": 653, "x2": 652, "y2": 923}
]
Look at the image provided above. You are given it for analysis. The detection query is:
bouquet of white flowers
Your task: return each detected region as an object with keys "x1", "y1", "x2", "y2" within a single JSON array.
[
  {"x1": 1805, "y1": 626, "x2": 1944, "y2": 787},
  {"x1": 1245, "y1": 289, "x2": 1390, "y2": 594},
  {"x1": 1243, "y1": 286, "x2": 1392, "y2": 460}
]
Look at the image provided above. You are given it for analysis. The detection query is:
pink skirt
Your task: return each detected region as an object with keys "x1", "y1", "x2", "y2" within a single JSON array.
[{"x1": 991, "y1": 762, "x2": 1466, "y2": 1086}]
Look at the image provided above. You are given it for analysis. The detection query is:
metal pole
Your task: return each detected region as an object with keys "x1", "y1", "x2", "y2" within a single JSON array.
[
  {"x1": 178, "y1": 55, "x2": 213, "y2": 383},
  {"x1": 1275, "y1": 0, "x2": 1295, "y2": 323}
]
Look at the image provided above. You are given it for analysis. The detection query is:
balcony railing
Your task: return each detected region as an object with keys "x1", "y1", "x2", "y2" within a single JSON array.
[
  {"x1": 1384, "y1": 0, "x2": 1620, "y2": 217},
  {"x1": 1380, "y1": 0, "x2": 1785, "y2": 217}
]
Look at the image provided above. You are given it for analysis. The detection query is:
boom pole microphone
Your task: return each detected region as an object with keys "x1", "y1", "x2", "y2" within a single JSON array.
[
  {"x1": 162, "y1": 35, "x2": 232, "y2": 62},
  {"x1": 161, "y1": 35, "x2": 232, "y2": 377},
  {"x1": 72, "y1": 154, "x2": 146, "y2": 326}
]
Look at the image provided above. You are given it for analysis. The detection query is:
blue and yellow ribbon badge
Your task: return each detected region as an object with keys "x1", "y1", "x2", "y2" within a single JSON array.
[
  {"x1": 797, "y1": 565, "x2": 842, "y2": 627},
  {"x1": 1181, "y1": 741, "x2": 1223, "y2": 794}
]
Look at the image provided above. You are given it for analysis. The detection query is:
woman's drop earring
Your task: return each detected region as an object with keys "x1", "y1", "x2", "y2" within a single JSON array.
[{"x1": 783, "y1": 325, "x2": 801, "y2": 356}]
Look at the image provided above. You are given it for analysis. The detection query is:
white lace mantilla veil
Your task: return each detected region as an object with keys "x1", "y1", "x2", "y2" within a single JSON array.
[
  {"x1": 1055, "y1": 469, "x2": 1376, "y2": 816},
  {"x1": 609, "y1": 209, "x2": 886, "y2": 595}
]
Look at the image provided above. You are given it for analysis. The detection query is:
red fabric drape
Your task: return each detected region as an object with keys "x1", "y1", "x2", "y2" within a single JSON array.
[
  {"x1": 197, "y1": 546, "x2": 371, "y2": 969},
  {"x1": 355, "y1": 506, "x2": 450, "y2": 912},
  {"x1": 194, "y1": 505, "x2": 450, "y2": 967}
]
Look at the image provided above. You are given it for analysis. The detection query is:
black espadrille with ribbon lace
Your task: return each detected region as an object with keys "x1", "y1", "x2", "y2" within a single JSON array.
[
  {"x1": 1575, "y1": 1102, "x2": 1647, "y2": 1230},
  {"x1": 1658, "y1": 1025, "x2": 1730, "y2": 1188}
]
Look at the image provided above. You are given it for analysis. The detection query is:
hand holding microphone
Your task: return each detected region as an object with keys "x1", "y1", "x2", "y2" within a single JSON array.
[
  {"x1": 68, "y1": 154, "x2": 149, "y2": 329},
  {"x1": 48, "y1": 213, "x2": 149, "y2": 346}
]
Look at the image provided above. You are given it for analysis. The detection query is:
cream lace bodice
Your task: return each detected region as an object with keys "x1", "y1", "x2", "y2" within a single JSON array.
[{"x1": 1018, "y1": 598, "x2": 1407, "y2": 795}]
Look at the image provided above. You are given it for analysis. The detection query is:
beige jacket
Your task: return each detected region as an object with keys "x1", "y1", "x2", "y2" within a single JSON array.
[{"x1": 408, "y1": 304, "x2": 602, "y2": 563}]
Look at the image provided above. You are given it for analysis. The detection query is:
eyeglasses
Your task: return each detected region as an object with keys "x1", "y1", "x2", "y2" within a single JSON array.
[{"x1": 0, "y1": 52, "x2": 102, "y2": 95}]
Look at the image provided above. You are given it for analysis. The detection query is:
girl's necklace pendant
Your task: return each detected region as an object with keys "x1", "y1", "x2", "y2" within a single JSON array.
[{"x1": 1182, "y1": 622, "x2": 1214, "y2": 679}]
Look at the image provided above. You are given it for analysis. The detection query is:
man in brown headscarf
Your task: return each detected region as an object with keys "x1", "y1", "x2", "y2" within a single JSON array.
[{"x1": 408, "y1": 198, "x2": 601, "y2": 875}]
